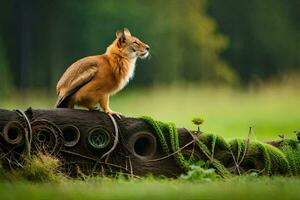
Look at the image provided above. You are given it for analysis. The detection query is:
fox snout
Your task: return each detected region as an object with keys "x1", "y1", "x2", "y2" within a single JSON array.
[{"x1": 139, "y1": 44, "x2": 150, "y2": 59}]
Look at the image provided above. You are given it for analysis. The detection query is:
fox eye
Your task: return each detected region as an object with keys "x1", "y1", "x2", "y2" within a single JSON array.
[{"x1": 133, "y1": 41, "x2": 138, "y2": 45}]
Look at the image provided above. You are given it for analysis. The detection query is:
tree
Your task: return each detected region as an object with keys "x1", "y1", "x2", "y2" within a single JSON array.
[
  {"x1": 0, "y1": 35, "x2": 14, "y2": 96},
  {"x1": 1, "y1": 0, "x2": 236, "y2": 93},
  {"x1": 208, "y1": 0, "x2": 300, "y2": 82}
]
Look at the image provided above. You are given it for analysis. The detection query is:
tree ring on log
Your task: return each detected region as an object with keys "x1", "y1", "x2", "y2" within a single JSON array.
[
  {"x1": 126, "y1": 131, "x2": 157, "y2": 160},
  {"x1": 31, "y1": 120, "x2": 63, "y2": 155},
  {"x1": 2, "y1": 121, "x2": 25, "y2": 145},
  {"x1": 87, "y1": 126, "x2": 111, "y2": 150},
  {"x1": 61, "y1": 125, "x2": 81, "y2": 147}
]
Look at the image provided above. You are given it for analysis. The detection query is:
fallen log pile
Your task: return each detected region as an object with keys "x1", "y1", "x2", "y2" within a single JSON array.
[{"x1": 0, "y1": 108, "x2": 299, "y2": 178}]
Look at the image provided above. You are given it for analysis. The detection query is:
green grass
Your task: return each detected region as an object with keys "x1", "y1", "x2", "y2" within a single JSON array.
[
  {"x1": 1, "y1": 84, "x2": 300, "y2": 199},
  {"x1": 2, "y1": 84, "x2": 299, "y2": 140},
  {"x1": 0, "y1": 176, "x2": 300, "y2": 200}
]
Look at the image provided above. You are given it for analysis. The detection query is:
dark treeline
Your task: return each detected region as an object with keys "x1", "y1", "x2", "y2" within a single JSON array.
[
  {"x1": 209, "y1": 0, "x2": 300, "y2": 83},
  {"x1": 0, "y1": 0, "x2": 299, "y2": 95}
]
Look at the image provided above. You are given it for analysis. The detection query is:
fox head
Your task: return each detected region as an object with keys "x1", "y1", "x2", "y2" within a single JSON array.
[{"x1": 112, "y1": 28, "x2": 150, "y2": 59}]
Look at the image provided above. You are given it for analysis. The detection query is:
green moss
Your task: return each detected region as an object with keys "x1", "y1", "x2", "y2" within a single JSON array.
[
  {"x1": 141, "y1": 116, "x2": 300, "y2": 177},
  {"x1": 141, "y1": 117, "x2": 189, "y2": 170},
  {"x1": 279, "y1": 140, "x2": 300, "y2": 175},
  {"x1": 141, "y1": 116, "x2": 170, "y2": 154}
]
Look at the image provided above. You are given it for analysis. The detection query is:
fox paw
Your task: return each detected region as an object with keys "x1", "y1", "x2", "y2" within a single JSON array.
[{"x1": 105, "y1": 110, "x2": 123, "y2": 119}]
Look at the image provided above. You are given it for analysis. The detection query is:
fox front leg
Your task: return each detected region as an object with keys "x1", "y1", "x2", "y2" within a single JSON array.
[{"x1": 99, "y1": 95, "x2": 122, "y2": 118}]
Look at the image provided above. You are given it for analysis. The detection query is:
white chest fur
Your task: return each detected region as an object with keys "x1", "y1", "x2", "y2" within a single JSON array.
[
  {"x1": 113, "y1": 58, "x2": 137, "y2": 94},
  {"x1": 127, "y1": 57, "x2": 137, "y2": 80}
]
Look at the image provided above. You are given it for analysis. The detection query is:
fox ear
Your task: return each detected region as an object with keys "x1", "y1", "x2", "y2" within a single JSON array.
[
  {"x1": 116, "y1": 30, "x2": 123, "y2": 38},
  {"x1": 116, "y1": 30, "x2": 126, "y2": 45},
  {"x1": 124, "y1": 28, "x2": 131, "y2": 37}
]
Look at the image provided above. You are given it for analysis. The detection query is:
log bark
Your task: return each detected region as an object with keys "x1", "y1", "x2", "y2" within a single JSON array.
[
  {"x1": 0, "y1": 108, "x2": 285, "y2": 177},
  {"x1": 0, "y1": 108, "x2": 194, "y2": 177}
]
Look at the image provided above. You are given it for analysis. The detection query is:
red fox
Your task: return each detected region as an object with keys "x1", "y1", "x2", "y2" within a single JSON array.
[{"x1": 55, "y1": 28, "x2": 150, "y2": 117}]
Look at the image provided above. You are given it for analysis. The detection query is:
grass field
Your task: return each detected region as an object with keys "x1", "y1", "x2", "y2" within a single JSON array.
[
  {"x1": 1, "y1": 84, "x2": 300, "y2": 199},
  {"x1": 1, "y1": 176, "x2": 300, "y2": 200},
  {"x1": 1, "y1": 84, "x2": 299, "y2": 140}
]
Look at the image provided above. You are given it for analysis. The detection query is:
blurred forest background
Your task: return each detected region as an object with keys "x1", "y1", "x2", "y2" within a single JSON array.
[{"x1": 0, "y1": 0, "x2": 300, "y2": 96}]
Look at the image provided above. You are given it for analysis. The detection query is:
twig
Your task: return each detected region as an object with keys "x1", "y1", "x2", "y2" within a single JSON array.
[
  {"x1": 15, "y1": 109, "x2": 32, "y2": 159},
  {"x1": 0, "y1": 144, "x2": 23, "y2": 160},
  {"x1": 238, "y1": 127, "x2": 253, "y2": 165},
  {"x1": 101, "y1": 165, "x2": 105, "y2": 176},
  {"x1": 113, "y1": 171, "x2": 141, "y2": 179},
  {"x1": 124, "y1": 158, "x2": 128, "y2": 171},
  {"x1": 189, "y1": 142, "x2": 196, "y2": 161},
  {"x1": 92, "y1": 113, "x2": 119, "y2": 172},
  {"x1": 128, "y1": 156, "x2": 133, "y2": 178},
  {"x1": 61, "y1": 149, "x2": 129, "y2": 172},
  {"x1": 101, "y1": 113, "x2": 119, "y2": 160},
  {"x1": 229, "y1": 147, "x2": 241, "y2": 175},
  {"x1": 104, "y1": 153, "x2": 110, "y2": 164},
  {"x1": 148, "y1": 140, "x2": 195, "y2": 162}
]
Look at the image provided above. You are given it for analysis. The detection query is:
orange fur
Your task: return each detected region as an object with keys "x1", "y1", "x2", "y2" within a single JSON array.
[{"x1": 55, "y1": 28, "x2": 150, "y2": 115}]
